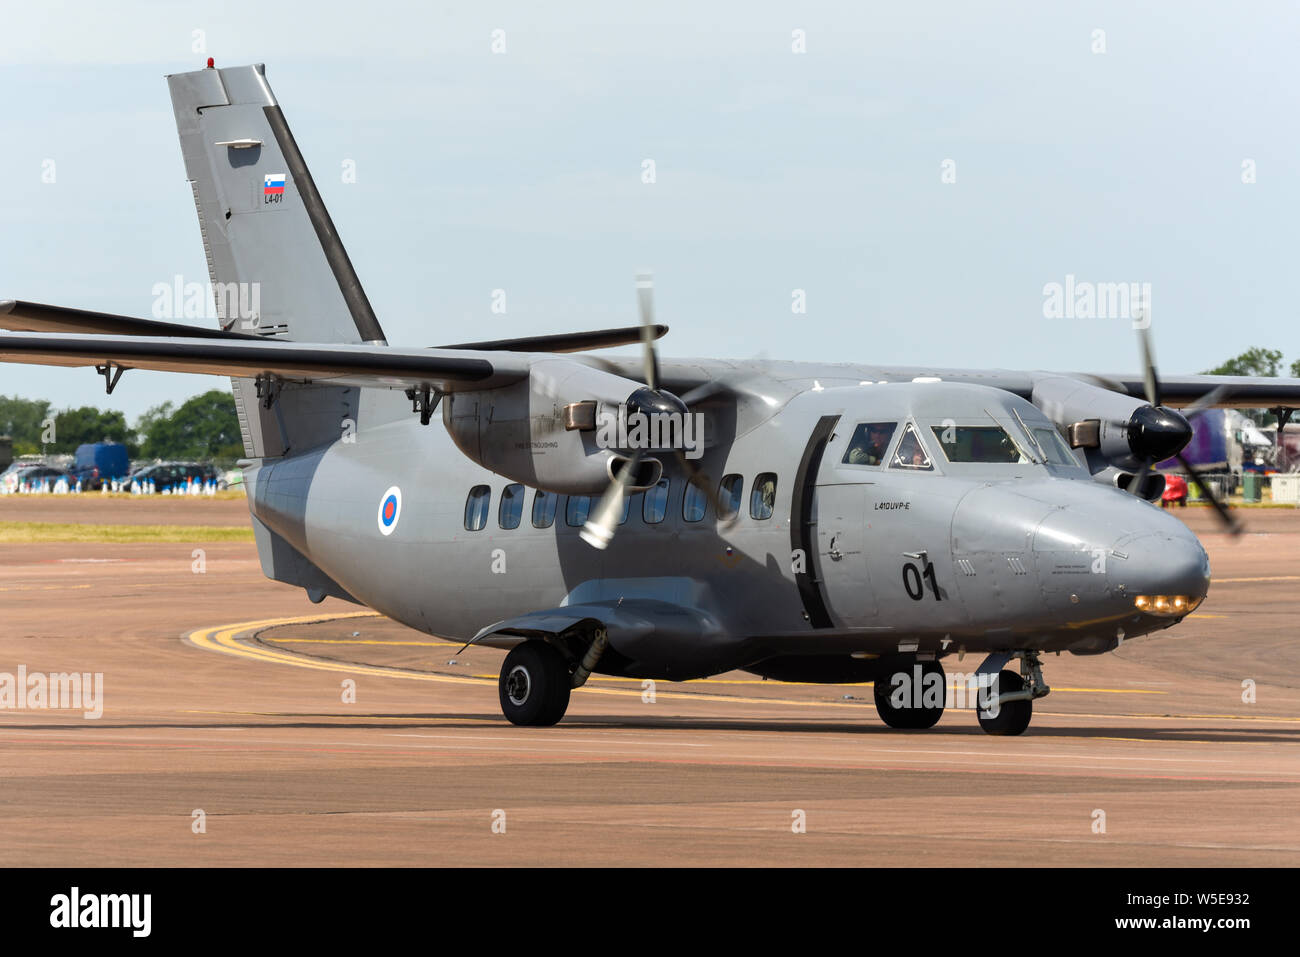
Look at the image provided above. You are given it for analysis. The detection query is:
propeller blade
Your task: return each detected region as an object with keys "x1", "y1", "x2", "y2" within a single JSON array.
[
  {"x1": 1129, "y1": 458, "x2": 1152, "y2": 498},
  {"x1": 674, "y1": 449, "x2": 738, "y2": 529},
  {"x1": 1176, "y1": 452, "x2": 1242, "y2": 536},
  {"x1": 580, "y1": 451, "x2": 642, "y2": 550},
  {"x1": 635, "y1": 272, "x2": 659, "y2": 392},
  {"x1": 678, "y1": 380, "x2": 730, "y2": 407},
  {"x1": 1137, "y1": 325, "x2": 1162, "y2": 408},
  {"x1": 1181, "y1": 384, "x2": 1233, "y2": 419}
]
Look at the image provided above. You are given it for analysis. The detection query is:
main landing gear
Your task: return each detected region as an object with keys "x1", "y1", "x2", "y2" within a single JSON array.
[
  {"x1": 499, "y1": 642, "x2": 571, "y2": 726},
  {"x1": 874, "y1": 659, "x2": 945, "y2": 729},
  {"x1": 872, "y1": 651, "x2": 1052, "y2": 735},
  {"x1": 497, "y1": 629, "x2": 608, "y2": 726}
]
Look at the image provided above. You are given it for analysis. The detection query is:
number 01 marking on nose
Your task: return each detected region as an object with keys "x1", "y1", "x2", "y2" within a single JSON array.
[{"x1": 902, "y1": 560, "x2": 942, "y2": 601}]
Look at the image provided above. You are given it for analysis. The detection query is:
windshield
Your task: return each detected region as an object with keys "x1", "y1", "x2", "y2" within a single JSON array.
[
  {"x1": 1030, "y1": 427, "x2": 1080, "y2": 466},
  {"x1": 930, "y1": 425, "x2": 1030, "y2": 464}
]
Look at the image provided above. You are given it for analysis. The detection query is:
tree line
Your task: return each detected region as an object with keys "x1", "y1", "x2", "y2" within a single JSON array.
[
  {"x1": 1201, "y1": 349, "x2": 1300, "y2": 426},
  {"x1": 0, "y1": 390, "x2": 243, "y2": 463}
]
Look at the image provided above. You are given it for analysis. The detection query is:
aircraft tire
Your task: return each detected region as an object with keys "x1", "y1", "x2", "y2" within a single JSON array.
[
  {"x1": 976, "y1": 669, "x2": 1032, "y2": 735},
  {"x1": 499, "y1": 640, "x2": 571, "y2": 726},
  {"x1": 874, "y1": 660, "x2": 945, "y2": 730}
]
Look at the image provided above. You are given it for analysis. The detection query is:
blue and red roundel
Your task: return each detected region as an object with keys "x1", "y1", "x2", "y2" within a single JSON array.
[{"x1": 377, "y1": 486, "x2": 402, "y2": 536}]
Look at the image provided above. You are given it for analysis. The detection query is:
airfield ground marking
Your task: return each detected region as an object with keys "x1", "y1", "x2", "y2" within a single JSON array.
[
  {"x1": 196, "y1": 614, "x2": 1169, "y2": 698},
  {"x1": 1213, "y1": 575, "x2": 1300, "y2": 583},
  {"x1": 256, "y1": 629, "x2": 1167, "y2": 694},
  {"x1": 183, "y1": 614, "x2": 1300, "y2": 725}
]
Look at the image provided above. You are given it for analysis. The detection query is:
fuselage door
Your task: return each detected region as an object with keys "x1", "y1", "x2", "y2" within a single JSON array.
[{"x1": 814, "y1": 483, "x2": 878, "y2": 625}]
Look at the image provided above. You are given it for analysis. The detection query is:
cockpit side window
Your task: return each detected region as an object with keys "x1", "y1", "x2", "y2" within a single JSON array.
[
  {"x1": 842, "y1": 421, "x2": 898, "y2": 467},
  {"x1": 890, "y1": 423, "x2": 934, "y2": 471}
]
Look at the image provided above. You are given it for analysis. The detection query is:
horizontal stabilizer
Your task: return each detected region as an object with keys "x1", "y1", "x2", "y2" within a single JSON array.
[
  {"x1": 0, "y1": 299, "x2": 260, "y2": 340},
  {"x1": 439, "y1": 324, "x2": 668, "y2": 354}
]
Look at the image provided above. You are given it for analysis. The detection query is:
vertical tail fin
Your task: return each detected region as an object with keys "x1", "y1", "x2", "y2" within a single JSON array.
[
  {"x1": 166, "y1": 63, "x2": 378, "y2": 457},
  {"x1": 166, "y1": 62, "x2": 385, "y2": 345}
]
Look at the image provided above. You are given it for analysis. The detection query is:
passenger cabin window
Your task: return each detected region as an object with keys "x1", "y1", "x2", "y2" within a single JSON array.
[
  {"x1": 890, "y1": 424, "x2": 934, "y2": 471},
  {"x1": 843, "y1": 422, "x2": 898, "y2": 466},
  {"x1": 532, "y1": 490, "x2": 558, "y2": 528},
  {"x1": 750, "y1": 473, "x2": 777, "y2": 520},
  {"x1": 566, "y1": 495, "x2": 591, "y2": 527},
  {"x1": 464, "y1": 485, "x2": 491, "y2": 530},
  {"x1": 718, "y1": 474, "x2": 743, "y2": 521},
  {"x1": 682, "y1": 479, "x2": 707, "y2": 522},
  {"x1": 643, "y1": 478, "x2": 670, "y2": 524},
  {"x1": 929, "y1": 425, "x2": 1028, "y2": 464},
  {"x1": 498, "y1": 483, "x2": 524, "y2": 529},
  {"x1": 619, "y1": 494, "x2": 631, "y2": 525}
]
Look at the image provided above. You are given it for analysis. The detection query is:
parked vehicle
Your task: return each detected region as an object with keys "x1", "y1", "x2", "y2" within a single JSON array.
[
  {"x1": 69, "y1": 441, "x2": 131, "y2": 491},
  {"x1": 0, "y1": 462, "x2": 36, "y2": 492},
  {"x1": 2, "y1": 464, "x2": 71, "y2": 492},
  {"x1": 128, "y1": 461, "x2": 227, "y2": 493}
]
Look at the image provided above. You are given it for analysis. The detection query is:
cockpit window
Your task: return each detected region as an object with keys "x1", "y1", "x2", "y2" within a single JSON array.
[
  {"x1": 930, "y1": 425, "x2": 1028, "y2": 464},
  {"x1": 843, "y1": 422, "x2": 897, "y2": 466},
  {"x1": 1031, "y1": 427, "x2": 1080, "y2": 467},
  {"x1": 890, "y1": 423, "x2": 934, "y2": 471}
]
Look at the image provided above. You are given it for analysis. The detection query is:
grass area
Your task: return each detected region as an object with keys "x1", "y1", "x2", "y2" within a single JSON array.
[
  {"x1": 0, "y1": 522, "x2": 255, "y2": 543},
  {"x1": 68, "y1": 489, "x2": 247, "y2": 501}
]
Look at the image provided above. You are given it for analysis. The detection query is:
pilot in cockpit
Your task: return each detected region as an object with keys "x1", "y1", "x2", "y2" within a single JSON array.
[{"x1": 846, "y1": 422, "x2": 896, "y2": 466}]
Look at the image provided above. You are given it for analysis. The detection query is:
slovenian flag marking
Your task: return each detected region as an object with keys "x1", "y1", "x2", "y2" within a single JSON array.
[{"x1": 263, "y1": 173, "x2": 286, "y2": 195}]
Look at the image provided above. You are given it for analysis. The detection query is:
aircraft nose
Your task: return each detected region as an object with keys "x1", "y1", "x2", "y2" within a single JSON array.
[{"x1": 1111, "y1": 528, "x2": 1211, "y2": 611}]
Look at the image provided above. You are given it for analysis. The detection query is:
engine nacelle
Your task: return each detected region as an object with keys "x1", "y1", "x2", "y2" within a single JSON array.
[
  {"x1": 1031, "y1": 375, "x2": 1191, "y2": 472},
  {"x1": 1090, "y1": 465, "x2": 1166, "y2": 502},
  {"x1": 442, "y1": 359, "x2": 665, "y2": 494}
]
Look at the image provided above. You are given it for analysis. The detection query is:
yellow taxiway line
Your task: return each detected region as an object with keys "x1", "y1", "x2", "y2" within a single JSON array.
[{"x1": 184, "y1": 612, "x2": 1207, "y2": 716}]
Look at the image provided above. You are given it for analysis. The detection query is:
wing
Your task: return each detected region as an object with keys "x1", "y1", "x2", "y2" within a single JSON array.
[
  {"x1": 0, "y1": 329, "x2": 528, "y2": 392},
  {"x1": 1, "y1": 300, "x2": 667, "y2": 356},
  {"x1": 1066, "y1": 371, "x2": 1300, "y2": 408}
]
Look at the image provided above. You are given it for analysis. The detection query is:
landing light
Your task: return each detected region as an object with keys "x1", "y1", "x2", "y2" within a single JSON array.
[{"x1": 1134, "y1": 594, "x2": 1201, "y2": 617}]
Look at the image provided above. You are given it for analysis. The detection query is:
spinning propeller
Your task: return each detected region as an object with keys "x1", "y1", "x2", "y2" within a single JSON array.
[
  {"x1": 1128, "y1": 325, "x2": 1241, "y2": 536},
  {"x1": 581, "y1": 273, "x2": 736, "y2": 550}
]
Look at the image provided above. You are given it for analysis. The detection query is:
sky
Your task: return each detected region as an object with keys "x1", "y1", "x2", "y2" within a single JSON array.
[{"x1": 1, "y1": 1, "x2": 1297, "y2": 423}]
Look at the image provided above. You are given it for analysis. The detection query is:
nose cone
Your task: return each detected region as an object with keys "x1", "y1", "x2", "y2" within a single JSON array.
[{"x1": 1111, "y1": 527, "x2": 1211, "y2": 610}]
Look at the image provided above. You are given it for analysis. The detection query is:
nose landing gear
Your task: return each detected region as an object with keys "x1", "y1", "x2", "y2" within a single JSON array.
[{"x1": 975, "y1": 651, "x2": 1051, "y2": 736}]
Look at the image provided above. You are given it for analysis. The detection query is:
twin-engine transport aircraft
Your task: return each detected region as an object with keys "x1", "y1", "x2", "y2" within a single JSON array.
[{"x1": 4, "y1": 63, "x2": 1298, "y2": 734}]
